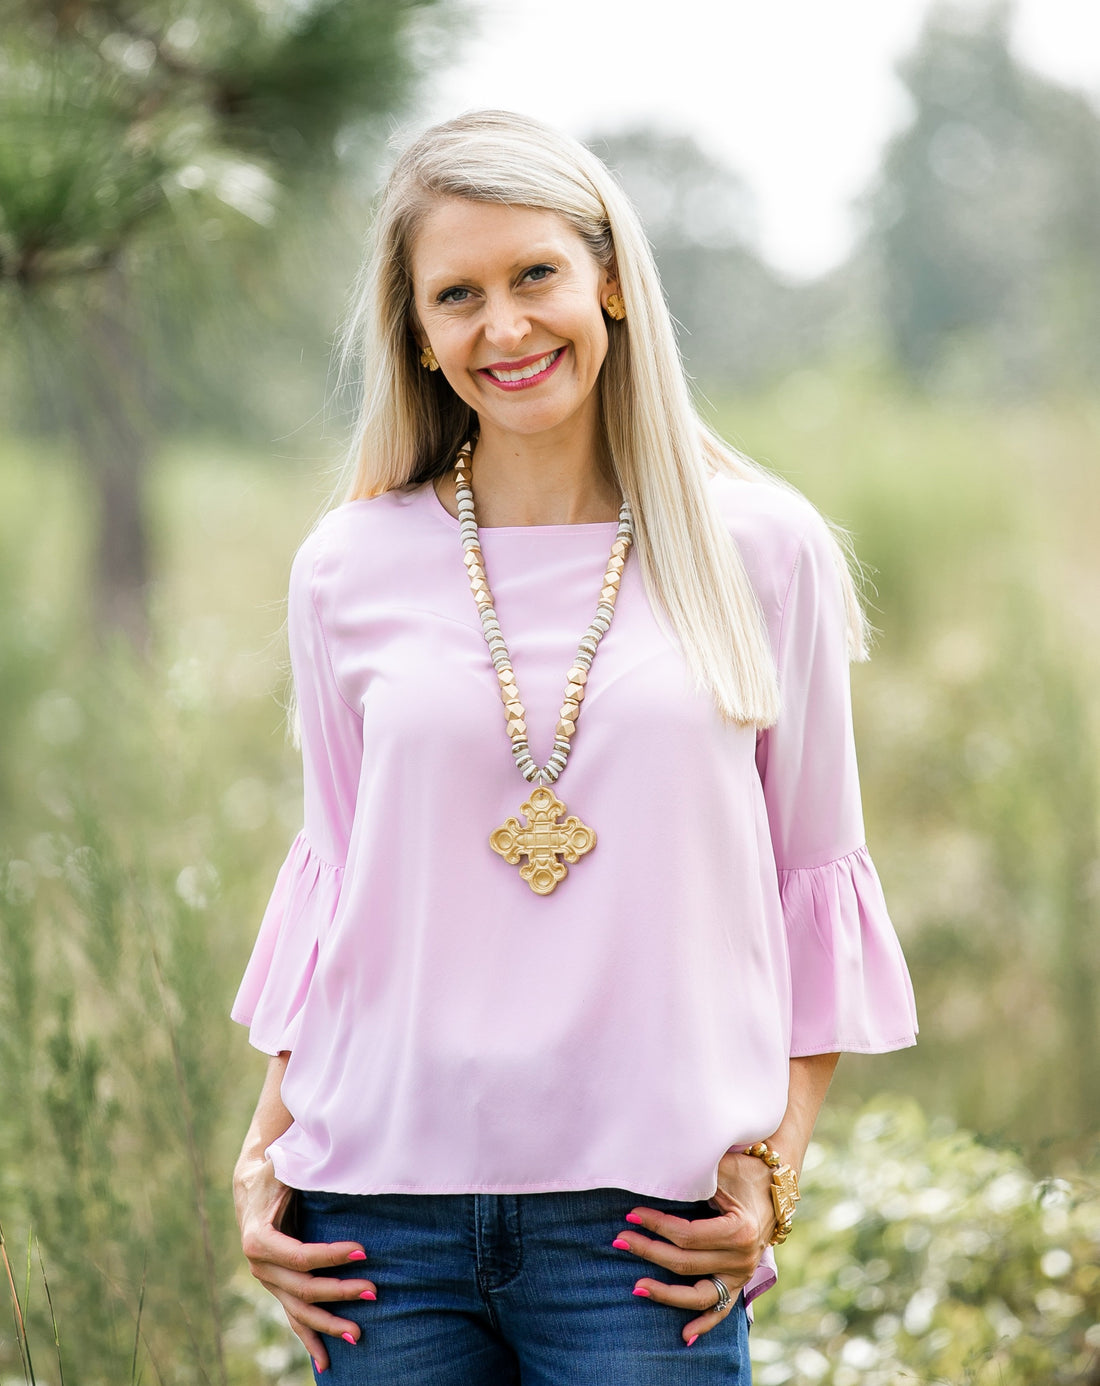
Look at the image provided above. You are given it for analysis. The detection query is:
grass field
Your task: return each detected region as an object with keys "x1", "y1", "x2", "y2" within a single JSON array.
[{"x1": 1, "y1": 366, "x2": 1097, "y2": 1382}]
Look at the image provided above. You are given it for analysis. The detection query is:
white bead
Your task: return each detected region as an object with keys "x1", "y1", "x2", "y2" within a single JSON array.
[{"x1": 455, "y1": 472, "x2": 631, "y2": 792}]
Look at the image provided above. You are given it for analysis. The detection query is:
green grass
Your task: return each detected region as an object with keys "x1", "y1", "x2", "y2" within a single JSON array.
[{"x1": 1, "y1": 369, "x2": 1098, "y2": 1382}]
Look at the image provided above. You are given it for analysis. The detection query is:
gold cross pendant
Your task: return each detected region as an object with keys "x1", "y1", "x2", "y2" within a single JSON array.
[{"x1": 490, "y1": 785, "x2": 597, "y2": 895}]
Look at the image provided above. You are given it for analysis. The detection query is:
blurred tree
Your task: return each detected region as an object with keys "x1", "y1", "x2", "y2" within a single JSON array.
[
  {"x1": 591, "y1": 129, "x2": 845, "y2": 391},
  {"x1": 863, "y1": 0, "x2": 1100, "y2": 390},
  {"x1": 0, "y1": 0, "x2": 454, "y2": 647}
]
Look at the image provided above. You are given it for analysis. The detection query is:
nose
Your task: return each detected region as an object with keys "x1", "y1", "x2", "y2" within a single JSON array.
[{"x1": 482, "y1": 292, "x2": 530, "y2": 353}]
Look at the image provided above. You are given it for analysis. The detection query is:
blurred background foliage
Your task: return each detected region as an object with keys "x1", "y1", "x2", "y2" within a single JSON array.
[{"x1": 0, "y1": 0, "x2": 1097, "y2": 1381}]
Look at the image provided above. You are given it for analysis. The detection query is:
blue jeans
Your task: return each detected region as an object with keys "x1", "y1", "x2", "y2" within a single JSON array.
[{"x1": 298, "y1": 1187, "x2": 751, "y2": 1384}]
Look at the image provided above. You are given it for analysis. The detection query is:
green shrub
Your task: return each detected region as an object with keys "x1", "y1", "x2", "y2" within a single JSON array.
[
  {"x1": 753, "y1": 1099, "x2": 1100, "y2": 1384},
  {"x1": 1, "y1": 378, "x2": 1097, "y2": 1380}
]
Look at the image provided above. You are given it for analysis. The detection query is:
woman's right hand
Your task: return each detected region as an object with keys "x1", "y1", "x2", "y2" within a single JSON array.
[{"x1": 233, "y1": 1153, "x2": 376, "y2": 1373}]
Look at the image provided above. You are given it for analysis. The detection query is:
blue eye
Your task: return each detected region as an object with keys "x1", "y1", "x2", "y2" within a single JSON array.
[
  {"x1": 437, "y1": 286, "x2": 470, "y2": 304},
  {"x1": 524, "y1": 264, "x2": 555, "y2": 283}
]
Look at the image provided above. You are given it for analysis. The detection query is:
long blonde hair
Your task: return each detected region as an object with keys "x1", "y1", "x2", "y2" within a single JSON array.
[{"x1": 336, "y1": 110, "x2": 868, "y2": 725}]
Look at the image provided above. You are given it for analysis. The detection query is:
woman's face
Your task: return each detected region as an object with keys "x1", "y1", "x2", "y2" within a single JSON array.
[{"x1": 410, "y1": 198, "x2": 620, "y2": 449}]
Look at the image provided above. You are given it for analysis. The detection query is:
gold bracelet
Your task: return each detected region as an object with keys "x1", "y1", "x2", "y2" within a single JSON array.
[{"x1": 743, "y1": 1141, "x2": 801, "y2": 1245}]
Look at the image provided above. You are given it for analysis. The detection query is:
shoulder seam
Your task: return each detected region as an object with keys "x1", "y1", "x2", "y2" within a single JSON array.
[
  {"x1": 306, "y1": 524, "x2": 364, "y2": 722},
  {"x1": 773, "y1": 522, "x2": 815, "y2": 668}
]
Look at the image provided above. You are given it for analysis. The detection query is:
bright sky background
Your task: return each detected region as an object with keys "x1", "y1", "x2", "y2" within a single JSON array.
[{"x1": 417, "y1": 0, "x2": 1100, "y2": 279}]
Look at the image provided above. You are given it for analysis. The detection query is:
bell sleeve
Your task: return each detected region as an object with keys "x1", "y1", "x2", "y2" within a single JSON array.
[
  {"x1": 231, "y1": 530, "x2": 363, "y2": 1055},
  {"x1": 755, "y1": 513, "x2": 918, "y2": 1056}
]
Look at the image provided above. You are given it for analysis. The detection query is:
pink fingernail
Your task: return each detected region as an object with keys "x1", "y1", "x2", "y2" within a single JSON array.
[
  {"x1": 313, "y1": 1361, "x2": 325, "y2": 1375},
  {"x1": 625, "y1": 1213, "x2": 643, "y2": 1224},
  {"x1": 632, "y1": 1287, "x2": 651, "y2": 1297},
  {"x1": 612, "y1": 1237, "x2": 631, "y2": 1250},
  {"x1": 341, "y1": 1332, "x2": 357, "y2": 1345},
  {"x1": 359, "y1": 1290, "x2": 377, "y2": 1301},
  {"x1": 686, "y1": 1334, "x2": 699, "y2": 1348},
  {"x1": 346, "y1": 1249, "x2": 367, "y2": 1262}
]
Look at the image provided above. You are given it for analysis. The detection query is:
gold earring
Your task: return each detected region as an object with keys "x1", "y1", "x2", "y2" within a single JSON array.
[
  {"x1": 605, "y1": 294, "x2": 626, "y2": 321},
  {"x1": 420, "y1": 344, "x2": 440, "y2": 371}
]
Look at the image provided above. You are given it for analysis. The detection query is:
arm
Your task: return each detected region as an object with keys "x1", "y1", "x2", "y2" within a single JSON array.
[
  {"x1": 619, "y1": 509, "x2": 914, "y2": 1343},
  {"x1": 614, "y1": 1053, "x2": 838, "y2": 1344},
  {"x1": 759, "y1": 1050, "x2": 839, "y2": 1178},
  {"x1": 234, "y1": 1052, "x2": 375, "y2": 1371},
  {"x1": 232, "y1": 531, "x2": 370, "y2": 1370}
]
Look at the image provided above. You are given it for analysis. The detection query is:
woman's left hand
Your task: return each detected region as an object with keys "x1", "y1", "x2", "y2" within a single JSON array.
[{"x1": 614, "y1": 1150, "x2": 776, "y2": 1343}]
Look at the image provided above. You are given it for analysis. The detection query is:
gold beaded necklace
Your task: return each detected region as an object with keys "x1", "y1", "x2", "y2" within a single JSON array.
[{"x1": 453, "y1": 443, "x2": 634, "y2": 895}]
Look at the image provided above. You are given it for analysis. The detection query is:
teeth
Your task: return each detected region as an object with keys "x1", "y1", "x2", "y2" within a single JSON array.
[{"x1": 488, "y1": 350, "x2": 559, "y2": 382}]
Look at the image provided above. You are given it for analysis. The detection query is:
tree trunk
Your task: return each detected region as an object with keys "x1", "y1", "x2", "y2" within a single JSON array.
[{"x1": 66, "y1": 262, "x2": 154, "y2": 652}]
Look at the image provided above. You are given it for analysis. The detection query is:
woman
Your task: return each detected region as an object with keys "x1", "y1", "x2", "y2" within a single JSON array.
[{"x1": 231, "y1": 110, "x2": 918, "y2": 1383}]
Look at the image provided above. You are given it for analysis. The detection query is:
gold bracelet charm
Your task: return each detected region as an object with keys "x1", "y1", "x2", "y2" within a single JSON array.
[{"x1": 743, "y1": 1141, "x2": 800, "y2": 1245}]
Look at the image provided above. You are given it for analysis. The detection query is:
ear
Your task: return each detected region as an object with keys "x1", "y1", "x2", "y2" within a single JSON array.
[{"x1": 600, "y1": 268, "x2": 621, "y2": 313}]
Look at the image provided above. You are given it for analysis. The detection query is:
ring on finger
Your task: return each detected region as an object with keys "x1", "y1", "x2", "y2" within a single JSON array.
[{"x1": 707, "y1": 1274, "x2": 733, "y2": 1313}]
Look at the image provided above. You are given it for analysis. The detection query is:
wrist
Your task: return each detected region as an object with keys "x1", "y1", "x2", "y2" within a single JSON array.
[
  {"x1": 739, "y1": 1140, "x2": 801, "y2": 1245},
  {"x1": 233, "y1": 1148, "x2": 274, "y2": 1198}
]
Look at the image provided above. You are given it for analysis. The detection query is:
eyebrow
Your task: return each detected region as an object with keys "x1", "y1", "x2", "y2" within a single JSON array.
[{"x1": 418, "y1": 244, "x2": 574, "y2": 296}]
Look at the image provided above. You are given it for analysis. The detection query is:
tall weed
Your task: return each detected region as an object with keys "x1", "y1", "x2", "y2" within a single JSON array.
[{"x1": 0, "y1": 381, "x2": 1097, "y2": 1379}]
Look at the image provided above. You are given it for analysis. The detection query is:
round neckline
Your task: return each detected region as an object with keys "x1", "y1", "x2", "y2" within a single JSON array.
[{"x1": 421, "y1": 479, "x2": 620, "y2": 536}]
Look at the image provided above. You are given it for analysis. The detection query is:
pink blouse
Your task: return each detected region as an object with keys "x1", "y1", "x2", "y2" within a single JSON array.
[{"x1": 233, "y1": 474, "x2": 917, "y2": 1236}]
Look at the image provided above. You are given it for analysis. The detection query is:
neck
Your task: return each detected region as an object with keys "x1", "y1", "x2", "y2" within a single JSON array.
[{"x1": 436, "y1": 420, "x2": 620, "y2": 528}]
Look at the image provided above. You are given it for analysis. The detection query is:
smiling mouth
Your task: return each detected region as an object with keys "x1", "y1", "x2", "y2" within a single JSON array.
[{"x1": 481, "y1": 348, "x2": 564, "y2": 388}]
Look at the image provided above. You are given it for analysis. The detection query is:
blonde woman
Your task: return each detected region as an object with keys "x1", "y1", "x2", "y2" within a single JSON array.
[{"x1": 231, "y1": 111, "x2": 917, "y2": 1383}]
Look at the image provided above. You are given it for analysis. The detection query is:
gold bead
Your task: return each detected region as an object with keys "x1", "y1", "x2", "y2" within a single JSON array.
[
  {"x1": 497, "y1": 667, "x2": 515, "y2": 685},
  {"x1": 607, "y1": 554, "x2": 626, "y2": 574},
  {"x1": 463, "y1": 549, "x2": 483, "y2": 568},
  {"x1": 504, "y1": 700, "x2": 525, "y2": 718},
  {"x1": 507, "y1": 719, "x2": 527, "y2": 739},
  {"x1": 500, "y1": 684, "x2": 519, "y2": 704},
  {"x1": 600, "y1": 586, "x2": 618, "y2": 604},
  {"x1": 611, "y1": 540, "x2": 630, "y2": 557},
  {"x1": 559, "y1": 700, "x2": 580, "y2": 720},
  {"x1": 475, "y1": 593, "x2": 493, "y2": 610},
  {"x1": 603, "y1": 568, "x2": 621, "y2": 587},
  {"x1": 556, "y1": 718, "x2": 576, "y2": 738},
  {"x1": 564, "y1": 682, "x2": 585, "y2": 702},
  {"x1": 566, "y1": 667, "x2": 588, "y2": 685}
]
